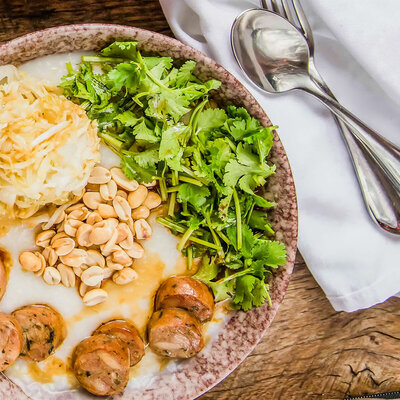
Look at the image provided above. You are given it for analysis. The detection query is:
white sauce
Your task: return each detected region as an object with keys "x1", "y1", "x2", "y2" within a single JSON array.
[{"x1": 0, "y1": 52, "x2": 229, "y2": 398}]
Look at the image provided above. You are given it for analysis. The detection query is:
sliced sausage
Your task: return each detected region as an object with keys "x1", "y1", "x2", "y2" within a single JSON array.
[
  {"x1": 155, "y1": 276, "x2": 214, "y2": 322},
  {"x1": 12, "y1": 304, "x2": 66, "y2": 362},
  {"x1": 93, "y1": 319, "x2": 144, "y2": 367},
  {"x1": 0, "y1": 313, "x2": 22, "y2": 371},
  {"x1": 148, "y1": 308, "x2": 203, "y2": 358},
  {"x1": 73, "y1": 333, "x2": 130, "y2": 396}
]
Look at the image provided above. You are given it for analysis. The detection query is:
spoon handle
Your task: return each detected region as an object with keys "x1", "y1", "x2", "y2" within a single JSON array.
[
  {"x1": 301, "y1": 80, "x2": 400, "y2": 194},
  {"x1": 309, "y1": 66, "x2": 400, "y2": 232}
]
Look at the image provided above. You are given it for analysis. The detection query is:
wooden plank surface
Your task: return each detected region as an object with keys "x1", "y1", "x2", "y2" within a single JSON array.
[{"x1": 1, "y1": 1, "x2": 400, "y2": 399}]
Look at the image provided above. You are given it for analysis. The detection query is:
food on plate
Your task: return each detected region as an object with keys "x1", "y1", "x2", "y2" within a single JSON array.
[
  {"x1": 155, "y1": 276, "x2": 214, "y2": 323},
  {"x1": 0, "y1": 313, "x2": 22, "y2": 372},
  {"x1": 0, "y1": 256, "x2": 7, "y2": 301},
  {"x1": 93, "y1": 319, "x2": 145, "y2": 367},
  {"x1": 148, "y1": 308, "x2": 204, "y2": 358},
  {"x1": 60, "y1": 41, "x2": 287, "y2": 311},
  {"x1": 0, "y1": 65, "x2": 100, "y2": 219},
  {"x1": 12, "y1": 304, "x2": 66, "y2": 362},
  {"x1": 72, "y1": 333, "x2": 130, "y2": 396},
  {"x1": 18, "y1": 165, "x2": 160, "y2": 306}
]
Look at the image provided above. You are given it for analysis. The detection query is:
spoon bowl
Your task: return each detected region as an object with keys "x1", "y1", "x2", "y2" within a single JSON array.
[
  {"x1": 231, "y1": 8, "x2": 400, "y2": 234},
  {"x1": 231, "y1": 8, "x2": 310, "y2": 93}
]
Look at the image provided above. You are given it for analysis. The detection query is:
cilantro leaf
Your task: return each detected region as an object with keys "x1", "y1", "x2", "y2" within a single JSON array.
[
  {"x1": 133, "y1": 119, "x2": 160, "y2": 143},
  {"x1": 177, "y1": 184, "x2": 210, "y2": 208},
  {"x1": 107, "y1": 63, "x2": 140, "y2": 91},
  {"x1": 101, "y1": 41, "x2": 138, "y2": 60},
  {"x1": 197, "y1": 109, "x2": 227, "y2": 131},
  {"x1": 176, "y1": 60, "x2": 196, "y2": 87},
  {"x1": 252, "y1": 239, "x2": 287, "y2": 268},
  {"x1": 121, "y1": 155, "x2": 157, "y2": 184}
]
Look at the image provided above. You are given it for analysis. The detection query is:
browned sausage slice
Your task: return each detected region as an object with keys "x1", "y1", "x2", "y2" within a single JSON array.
[
  {"x1": 148, "y1": 308, "x2": 203, "y2": 358},
  {"x1": 93, "y1": 319, "x2": 144, "y2": 367},
  {"x1": 73, "y1": 333, "x2": 130, "y2": 396},
  {"x1": 155, "y1": 276, "x2": 214, "y2": 322},
  {"x1": 12, "y1": 304, "x2": 66, "y2": 362},
  {"x1": 0, "y1": 313, "x2": 22, "y2": 371}
]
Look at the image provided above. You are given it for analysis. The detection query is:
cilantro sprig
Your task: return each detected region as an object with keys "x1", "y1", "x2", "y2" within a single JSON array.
[{"x1": 60, "y1": 41, "x2": 287, "y2": 311}]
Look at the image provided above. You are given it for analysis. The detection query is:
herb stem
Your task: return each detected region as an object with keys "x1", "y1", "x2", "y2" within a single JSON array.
[
  {"x1": 158, "y1": 177, "x2": 168, "y2": 202},
  {"x1": 81, "y1": 56, "x2": 125, "y2": 63},
  {"x1": 233, "y1": 189, "x2": 242, "y2": 250},
  {"x1": 177, "y1": 226, "x2": 196, "y2": 252},
  {"x1": 166, "y1": 186, "x2": 181, "y2": 193},
  {"x1": 187, "y1": 245, "x2": 193, "y2": 270}
]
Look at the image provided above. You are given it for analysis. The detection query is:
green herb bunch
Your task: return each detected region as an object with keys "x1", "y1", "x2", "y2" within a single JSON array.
[{"x1": 60, "y1": 42, "x2": 287, "y2": 311}]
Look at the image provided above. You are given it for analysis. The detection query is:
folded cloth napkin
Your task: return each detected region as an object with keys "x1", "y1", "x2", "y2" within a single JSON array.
[{"x1": 159, "y1": 0, "x2": 400, "y2": 312}]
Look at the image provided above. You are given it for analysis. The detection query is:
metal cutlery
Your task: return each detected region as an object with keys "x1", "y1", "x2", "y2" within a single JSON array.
[{"x1": 230, "y1": 0, "x2": 400, "y2": 234}]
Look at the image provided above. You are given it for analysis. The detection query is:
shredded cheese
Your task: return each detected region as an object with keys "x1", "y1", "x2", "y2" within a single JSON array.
[{"x1": 0, "y1": 65, "x2": 100, "y2": 219}]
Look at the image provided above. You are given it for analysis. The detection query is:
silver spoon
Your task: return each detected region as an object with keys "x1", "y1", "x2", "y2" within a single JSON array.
[{"x1": 231, "y1": 8, "x2": 400, "y2": 233}]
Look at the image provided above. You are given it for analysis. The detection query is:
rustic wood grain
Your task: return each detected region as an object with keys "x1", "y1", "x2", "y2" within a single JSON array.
[{"x1": 1, "y1": 1, "x2": 399, "y2": 399}]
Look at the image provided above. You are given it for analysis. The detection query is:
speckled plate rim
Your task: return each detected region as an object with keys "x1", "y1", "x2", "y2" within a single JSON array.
[{"x1": 0, "y1": 24, "x2": 298, "y2": 400}]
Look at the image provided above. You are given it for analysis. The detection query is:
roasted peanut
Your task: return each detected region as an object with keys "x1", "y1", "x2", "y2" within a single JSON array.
[
  {"x1": 83, "y1": 192, "x2": 102, "y2": 210},
  {"x1": 134, "y1": 219, "x2": 152, "y2": 239},
  {"x1": 82, "y1": 288, "x2": 108, "y2": 306},
  {"x1": 88, "y1": 166, "x2": 112, "y2": 184},
  {"x1": 127, "y1": 185, "x2": 148, "y2": 209},
  {"x1": 113, "y1": 196, "x2": 131, "y2": 221},
  {"x1": 42, "y1": 246, "x2": 58, "y2": 267},
  {"x1": 19, "y1": 251, "x2": 42, "y2": 272},
  {"x1": 86, "y1": 211, "x2": 103, "y2": 225},
  {"x1": 110, "y1": 167, "x2": 139, "y2": 191},
  {"x1": 65, "y1": 203, "x2": 85, "y2": 213},
  {"x1": 125, "y1": 242, "x2": 144, "y2": 259},
  {"x1": 64, "y1": 219, "x2": 83, "y2": 237},
  {"x1": 112, "y1": 249, "x2": 132, "y2": 266},
  {"x1": 116, "y1": 190, "x2": 128, "y2": 199},
  {"x1": 115, "y1": 223, "x2": 130, "y2": 243},
  {"x1": 76, "y1": 224, "x2": 93, "y2": 247},
  {"x1": 52, "y1": 237, "x2": 75, "y2": 257},
  {"x1": 79, "y1": 281, "x2": 101, "y2": 297},
  {"x1": 100, "y1": 179, "x2": 117, "y2": 201},
  {"x1": 112, "y1": 268, "x2": 138, "y2": 285},
  {"x1": 131, "y1": 205, "x2": 150, "y2": 220},
  {"x1": 98, "y1": 204, "x2": 118, "y2": 219},
  {"x1": 50, "y1": 232, "x2": 68, "y2": 245},
  {"x1": 102, "y1": 267, "x2": 114, "y2": 280},
  {"x1": 35, "y1": 230, "x2": 56, "y2": 247},
  {"x1": 86, "y1": 250, "x2": 105, "y2": 268},
  {"x1": 81, "y1": 266, "x2": 104, "y2": 286},
  {"x1": 106, "y1": 256, "x2": 124, "y2": 271},
  {"x1": 60, "y1": 248, "x2": 87, "y2": 268},
  {"x1": 43, "y1": 267, "x2": 61, "y2": 285},
  {"x1": 68, "y1": 207, "x2": 90, "y2": 221},
  {"x1": 143, "y1": 180, "x2": 157, "y2": 188},
  {"x1": 89, "y1": 220, "x2": 113, "y2": 245},
  {"x1": 57, "y1": 264, "x2": 76, "y2": 288},
  {"x1": 99, "y1": 229, "x2": 119, "y2": 257},
  {"x1": 143, "y1": 191, "x2": 162, "y2": 209}
]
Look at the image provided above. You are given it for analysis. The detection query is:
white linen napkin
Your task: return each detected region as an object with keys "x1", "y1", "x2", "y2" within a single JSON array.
[{"x1": 159, "y1": 0, "x2": 400, "y2": 312}]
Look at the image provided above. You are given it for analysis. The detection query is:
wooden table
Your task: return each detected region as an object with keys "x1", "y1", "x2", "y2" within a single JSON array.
[{"x1": 1, "y1": 1, "x2": 400, "y2": 399}]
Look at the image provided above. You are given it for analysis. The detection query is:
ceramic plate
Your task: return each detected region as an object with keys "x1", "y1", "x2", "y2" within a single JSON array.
[{"x1": 0, "y1": 24, "x2": 298, "y2": 400}]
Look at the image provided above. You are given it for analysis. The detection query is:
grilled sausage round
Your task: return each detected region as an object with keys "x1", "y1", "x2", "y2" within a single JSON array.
[
  {"x1": 12, "y1": 304, "x2": 66, "y2": 362},
  {"x1": 0, "y1": 313, "x2": 22, "y2": 371},
  {"x1": 148, "y1": 308, "x2": 203, "y2": 358},
  {"x1": 93, "y1": 319, "x2": 144, "y2": 367},
  {"x1": 73, "y1": 333, "x2": 130, "y2": 396},
  {"x1": 155, "y1": 276, "x2": 214, "y2": 322}
]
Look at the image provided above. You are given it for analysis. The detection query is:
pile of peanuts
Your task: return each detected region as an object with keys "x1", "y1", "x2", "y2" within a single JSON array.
[{"x1": 19, "y1": 166, "x2": 161, "y2": 307}]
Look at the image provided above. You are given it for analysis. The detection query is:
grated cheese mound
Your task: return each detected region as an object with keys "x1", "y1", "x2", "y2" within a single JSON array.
[{"x1": 0, "y1": 65, "x2": 100, "y2": 219}]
